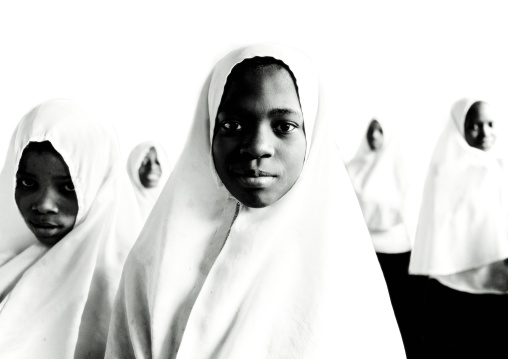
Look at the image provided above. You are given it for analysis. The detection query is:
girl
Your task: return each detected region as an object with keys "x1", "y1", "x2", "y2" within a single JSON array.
[
  {"x1": 106, "y1": 44, "x2": 406, "y2": 358},
  {"x1": 127, "y1": 141, "x2": 172, "y2": 220},
  {"x1": 0, "y1": 99, "x2": 142, "y2": 358},
  {"x1": 409, "y1": 98, "x2": 508, "y2": 358},
  {"x1": 347, "y1": 118, "x2": 424, "y2": 357}
]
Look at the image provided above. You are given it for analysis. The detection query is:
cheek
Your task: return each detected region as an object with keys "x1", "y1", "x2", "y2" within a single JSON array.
[
  {"x1": 281, "y1": 138, "x2": 306, "y2": 180},
  {"x1": 14, "y1": 191, "x2": 28, "y2": 215},
  {"x1": 61, "y1": 195, "x2": 79, "y2": 219}
]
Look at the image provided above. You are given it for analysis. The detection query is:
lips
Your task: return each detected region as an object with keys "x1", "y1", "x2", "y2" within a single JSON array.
[
  {"x1": 230, "y1": 169, "x2": 277, "y2": 188},
  {"x1": 29, "y1": 220, "x2": 61, "y2": 237},
  {"x1": 146, "y1": 172, "x2": 161, "y2": 180}
]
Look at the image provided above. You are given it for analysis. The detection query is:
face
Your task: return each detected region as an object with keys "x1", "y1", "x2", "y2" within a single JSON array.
[
  {"x1": 138, "y1": 147, "x2": 162, "y2": 188},
  {"x1": 366, "y1": 119, "x2": 384, "y2": 151},
  {"x1": 15, "y1": 149, "x2": 79, "y2": 245},
  {"x1": 464, "y1": 102, "x2": 497, "y2": 151},
  {"x1": 212, "y1": 65, "x2": 306, "y2": 208}
]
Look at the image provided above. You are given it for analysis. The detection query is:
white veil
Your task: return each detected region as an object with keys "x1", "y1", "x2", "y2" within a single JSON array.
[
  {"x1": 106, "y1": 44, "x2": 405, "y2": 358},
  {"x1": 0, "y1": 99, "x2": 142, "y2": 358},
  {"x1": 126, "y1": 141, "x2": 172, "y2": 220},
  {"x1": 410, "y1": 98, "x2": 508, "y2": 276}
]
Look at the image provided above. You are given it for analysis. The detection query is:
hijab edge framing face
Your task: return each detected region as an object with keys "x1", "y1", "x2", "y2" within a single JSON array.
[
  {"x1": 463, "y1": 101, "x2": 497, "y2": 151},
  {"x1": 366, "y1": 118, "x2": 384, "y2": 151},
  {"x1": 211, "y1": 57, "x2": 307, "y2": 208},
  {"x1": 15, "y1": 140, "x2": 79, "y2": 246}
]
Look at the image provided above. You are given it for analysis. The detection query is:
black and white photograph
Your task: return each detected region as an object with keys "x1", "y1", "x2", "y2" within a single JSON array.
[{"x1": 1, "y1": 1, "x2": 508, "y2": 358}]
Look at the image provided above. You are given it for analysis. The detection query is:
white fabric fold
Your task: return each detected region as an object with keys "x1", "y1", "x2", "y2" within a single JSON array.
[
  {"x1": 106, "y1": 44, "x2": 406, "y2": 359},
  {"x1": 0, "y1": 99, "x2": 142, "y2": 358}
]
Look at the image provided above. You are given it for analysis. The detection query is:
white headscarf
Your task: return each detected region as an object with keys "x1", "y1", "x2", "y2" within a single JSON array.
[
  {"x1": 126, "y1": 141, "x2": 172, "y2": 220},
  {"x1": 0, "y1": 99, "x2": 142, "y2": 358},
  {"x1": 106, "y1": 44, "x2": 405, "y2": 359},
  {"x1": 410, "y1": 98, "x2": 508, "y2": 276}
]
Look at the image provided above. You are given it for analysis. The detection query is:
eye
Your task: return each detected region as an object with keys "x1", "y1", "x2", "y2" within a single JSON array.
[
  {"x1": 19, "y1": 179, "x2": 35, "y2": 188},
  {"x1": 63, "y1": 183, "x2": 75, "y2": 192},
  {"x1": 274, "y1": 122, "x2": 297, "y2": 134},
  {"x1": 221, "y1": 121, "x2": 242, "y2": 132}
]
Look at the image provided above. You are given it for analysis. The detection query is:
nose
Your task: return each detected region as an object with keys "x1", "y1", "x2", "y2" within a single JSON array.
[
  {"x1": 239, "y1": 124, "x2": 275, "y2": 159},
  {"x1": 32, "y1": 188, "x2": 59, "y2": 214},
  {"x1": 481, "y1": 123, "x2": 494, "y2": 138}
]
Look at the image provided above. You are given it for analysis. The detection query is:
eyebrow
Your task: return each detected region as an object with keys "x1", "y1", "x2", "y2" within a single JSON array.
[
  {"x1": 16, "y1": 169, "x2": 72, "y2": 181},
  {"x1": 268, "y1": 108, "x2": 300, "y2": 116},
  {"x1": 219, "y1": 107, "x2": 301, "y2": 117}
]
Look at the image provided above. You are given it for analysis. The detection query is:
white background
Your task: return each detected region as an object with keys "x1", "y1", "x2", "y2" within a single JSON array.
[{"x1": 1, "y1": 0, "x2": 507, "y2": 178}]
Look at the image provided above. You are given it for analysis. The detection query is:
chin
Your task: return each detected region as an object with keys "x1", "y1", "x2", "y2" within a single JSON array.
[{"x1": 36, "y1": 235, "x2": 64, "y2": 246}]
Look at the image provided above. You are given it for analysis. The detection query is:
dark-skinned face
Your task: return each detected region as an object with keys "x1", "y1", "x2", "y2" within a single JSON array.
[{"x1": 212, "y1": 66, "x2": 306, "y2": 208}]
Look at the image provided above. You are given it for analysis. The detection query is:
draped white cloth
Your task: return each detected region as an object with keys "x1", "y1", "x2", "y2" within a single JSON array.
[
  {"x1": 346, "y1": 119, "x2": 412, "y2": 253},
  {"x1": 409, "y1": 98, "x2": 508, "y2": 293},
  {"x1": 127, "y1": 141, "x2": 172, "y2": 220},
  {"x1": 0, "y1": 99, "x2": 142, "y2": 358},
  {"x1": 106, "y1": 44, "x2": 406, "y2": 358}
]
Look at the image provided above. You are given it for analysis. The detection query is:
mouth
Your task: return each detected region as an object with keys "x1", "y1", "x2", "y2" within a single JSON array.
[
  {"x1": 29, "y1": 220, "x2": 61, "y2": 237},
  {"x1": 230, "y1": 169, "x2": 277, "y2": 188},
  {"x1": 479, "y1": 138, "x2": 494, "y2": 149},
  {"x1": 146, "y1": 173, "x2": 161, "y2": 180}
]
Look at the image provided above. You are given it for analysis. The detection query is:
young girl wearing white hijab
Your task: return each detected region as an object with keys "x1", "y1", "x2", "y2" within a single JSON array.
[
  {"x1": 106, "y1": 44, "x2": 406, "y2": 358},
  {"x1": 0, "y1": 99, "x2": 142, "y2": 358},
  {"x1": 409, "y1": 98, "x2": 508, "y2": 358},
  {"x1": 127, "y1": 141, "x2": 172, "y2": 220},
  {"x1": 347, "y1": 118, "x2": 424, "y2": 358}
]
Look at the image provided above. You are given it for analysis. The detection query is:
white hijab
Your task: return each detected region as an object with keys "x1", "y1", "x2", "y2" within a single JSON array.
[
  {"x1": 127, "y1": 141, "x2": 172, "y2": 220},
  {"x1": 106, "y1": 44, "x2": 405, "y2": 359},
  {"x1": 410, "y1": 98, "x2": 508, "y2": 276},
  {"x1": 347, "y1": 118, "x2": 409, "y2": 233},
  {"x1": 0, "y1": 99, "x2": 142, "y2": 358}
]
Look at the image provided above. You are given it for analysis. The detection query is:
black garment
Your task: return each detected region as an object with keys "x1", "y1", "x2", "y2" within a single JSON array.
[
  {"x1": 422, "y1": 278, "x2": 508, "y2": 358},
  {"x1": 376, "y1": 251, "x2": 427, "y2": 359}
]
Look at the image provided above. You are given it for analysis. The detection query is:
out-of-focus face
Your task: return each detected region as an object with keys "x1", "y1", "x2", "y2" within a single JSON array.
[
  {"x1": 212, "y1": 65, "x2": 306, "y2": 208},
  {"x1": 15, "y1": 148, "x2": 78, "y2": 245},
  {"x1": 366, "y1": 119, "x2": 384, "y2": 151},
  {"x1": 464, "y1": 102, "x2": 497, "y2": 151},
  {"x1": 138, "y1": 147, "x2": 162, "y2": 188}
]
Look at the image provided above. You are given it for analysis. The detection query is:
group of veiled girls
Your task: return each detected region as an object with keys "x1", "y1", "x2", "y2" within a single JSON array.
[
  {"x1": 0, "y1": 43, "x2": 505, "y2": 359},
  {"x1": 347, "y1": 99, "x2": 508, "y2": 358}
]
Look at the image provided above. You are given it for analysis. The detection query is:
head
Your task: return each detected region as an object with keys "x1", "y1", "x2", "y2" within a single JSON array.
[
  {"x1": 366, "y1": 119, "x2": 384, "y2": 151},
  {"x1": 138, "y1": 146, "x2": 162, "y2": 188},
  {"x1": 464, "y1": 101, "x2": 497, "y2": 151},
  {"x1": 15, "y1": 141, "x2": 78, "y2": 245},
  {"x1": 212, "y1": 57, "x2": 306, "y2": 208}
]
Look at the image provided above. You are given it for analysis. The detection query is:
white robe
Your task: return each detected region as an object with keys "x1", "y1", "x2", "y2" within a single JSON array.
[
  {"x1": 106, "y1": 44, "x2": 406, "y2": 358},
  {"x1": 346, "y1": 119, "x2": 412, "y2": 254},
  {"x1": 409, "y1": 98, "x2": 508, "y2": 294},
  {"x1": 0, "y1": 99, "x2": 142, "y2": 358}
]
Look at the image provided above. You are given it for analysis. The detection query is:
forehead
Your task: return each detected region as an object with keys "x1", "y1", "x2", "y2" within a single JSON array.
[
  {"x1": 18, "y1": 149, "x2": 70, "y2": 177},
  {"x1": 221, "y1": 66, "x2": 299, "y2": 107},
  {"x1": 466, "y1": 102, "x2": 494, "y2": 124}
]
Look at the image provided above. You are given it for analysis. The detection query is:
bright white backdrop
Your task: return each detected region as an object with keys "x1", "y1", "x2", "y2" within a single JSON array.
[{"x1": 1, "y1": 0, "x2": 507, "y2": 179}]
